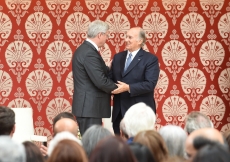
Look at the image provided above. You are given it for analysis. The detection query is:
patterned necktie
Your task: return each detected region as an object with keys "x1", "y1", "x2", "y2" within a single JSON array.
[{"x1": 124, "y1": 53, "x2": 132, "y2": 72}]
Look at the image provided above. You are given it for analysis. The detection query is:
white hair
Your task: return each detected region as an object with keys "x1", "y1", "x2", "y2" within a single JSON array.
[
  {"x1": 0, "y1": 136, "x2": 26, "y2": 162},
  {"x1": 87, "y1": 20, "x2": 109, "y2": 38},
  {"x1": 159, "y1": 125, "x2": 187, "y2": 158},
  {"x1": 123, "y1": 102, "x2": 156, "y2": 137},
  {"x1": 48, "y1": 131, "x2": 82, "y2": 156}
]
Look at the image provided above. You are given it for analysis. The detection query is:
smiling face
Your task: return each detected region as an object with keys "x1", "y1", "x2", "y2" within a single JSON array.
[{"x1": 125, "y1": 27, "x2": 143, "y2": 52}]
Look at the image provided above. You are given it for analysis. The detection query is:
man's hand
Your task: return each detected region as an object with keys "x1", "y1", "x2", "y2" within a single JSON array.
[
  {"x1": 112, "y1": 81, "x2": 130, "y2": 94},
  {"x1": 106, "y1": 59, "x2": 113, "y2": 70},
  {"x1": 40, "y1": 144, "x2": 48, "y2": 156}
]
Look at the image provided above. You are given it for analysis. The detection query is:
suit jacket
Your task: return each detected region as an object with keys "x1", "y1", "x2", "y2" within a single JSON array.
[
  {"x1": 110, "y1": 48, "x2": 160, "y2": 122},
  {"x1": 72, "y1": 41, "x2": 117, "y2": 118}
]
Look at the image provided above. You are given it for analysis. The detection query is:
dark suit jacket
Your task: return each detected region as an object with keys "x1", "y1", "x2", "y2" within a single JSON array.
[
  {"x1": 72, "y1": 41, "x2": 117, "y2": 118},
  {"x1": 110, "y1": 48, "x2": 160, "y2": 122}
]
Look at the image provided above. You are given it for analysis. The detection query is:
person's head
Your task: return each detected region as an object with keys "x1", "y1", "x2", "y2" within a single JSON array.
[
  {"x1": 185, "y1": 128, "x2": 225, "y2": 161},
  {"x1": 0, "y1": 106, "x2": 15, "y2": 136},
  {"x1": 125, "y1": 27, "x2": 146, "y2": 52},
  {"x1": 184, "y1": 111, "x2": 213, "y2": 134},
  {"x1": 134, "y1": 130, "x2": 169, "y2": 162},
  {"x1": 53, "y1": 118, "x2": 78, "y2": 137},
  {"x1": 120, "y1": 119, "x2": 128, "y2": 140},
  {"x1": 23, "y1": 141, "x2": 45, "y2": 162},
  {"x1": 82, "y1": 125, "x2": 112, "y2": 157},
  {"x1": 129, "y1": 142, "x2": 156, "y2": 162},
  {"x1": 123, "y1": 102, "x2": 156, "y2": 138},
  {"x1": 87, "y1": 20, "x2": 109, "y2": 48},
  {"x1": 48, "y1": 131, "x2": 82, "y2": 156},
  {"x1": 192, "y1": 142, "x2": 230, "y2": 162},
  {"x1": 159, "y1": 125, "x2": 187, "y2": 158},
  {"x1": 0, "y1": 136, "x2": 26, "y2": 162},
  {"x1": 52, "y1": 112, "x2": 76, "y2": 128},
  {"x1": 47, "y1": 139, "x2": 88, "y2": 162},
  {"x1": 89, "y1": 136, "x2": 136, "y2": 162}
]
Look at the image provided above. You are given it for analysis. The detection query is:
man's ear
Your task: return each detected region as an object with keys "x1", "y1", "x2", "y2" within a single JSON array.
[{"x1": 10, "y1": 124, "x2": 16, "y2": 137}]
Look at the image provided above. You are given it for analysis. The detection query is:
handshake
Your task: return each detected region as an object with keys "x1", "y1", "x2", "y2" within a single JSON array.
[{"x1": 111, "y1": 81, "x2": 129, "y2": 94}]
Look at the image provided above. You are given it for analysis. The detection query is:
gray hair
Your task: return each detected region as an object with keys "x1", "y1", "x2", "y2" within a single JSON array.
[
  {"x1": 120, "y1": 119, "x2": 128, "y2": 139},
  {"x1": 0, "y1": 136, "x2": 26, "y2": 162},
  {"x1": 124, "y1": 102, "x2": 156, "y2": 137},
  {"x1": 138, "y1": 28, "x2": 146, "y2": 47},
  {"x1": 82, "y1": 125, "x2": 112, "y2": 157},
  {"x1": 87, "y1": 20, "x2": 109, "y2": 38},
  {"x1": 184, "y1": 111, "x2": 213, "y2": 134},
  {"x1": 159, "y1": 125, "x2": 187, "y2": 158}
]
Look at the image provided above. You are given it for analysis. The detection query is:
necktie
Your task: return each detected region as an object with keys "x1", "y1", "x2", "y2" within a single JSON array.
[{"x1": 124, "y1": 53, "x2": 132, "y2": 72}]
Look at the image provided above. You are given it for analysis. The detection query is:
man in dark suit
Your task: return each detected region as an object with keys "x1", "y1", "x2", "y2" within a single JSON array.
[
  {"x1": 110, "y1": 27, "x2": 160, "y2": 134},
  {"x1": 72, "y1": 20, "x2": 118, "y2": 135}
]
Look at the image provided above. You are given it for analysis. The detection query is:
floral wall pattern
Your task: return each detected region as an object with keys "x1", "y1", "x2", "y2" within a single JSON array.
[{"x1": 0, "y1": 0, "x2": 230, "y2": 138}]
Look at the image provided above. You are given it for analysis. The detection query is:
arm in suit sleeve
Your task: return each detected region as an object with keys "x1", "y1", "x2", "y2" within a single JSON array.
[
  {"x1": 84, "y1": 52, "x2": 117, "y2": 93},
  {"x1": 129, "y1": 56, "x2": 160, "y2": 97}
]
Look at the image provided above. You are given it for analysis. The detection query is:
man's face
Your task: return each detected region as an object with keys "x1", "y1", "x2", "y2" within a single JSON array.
[
  {"x1": 125, "y1": 28, "x2": 142, "y2": 52},
  {"x1": 98, "y1": 31, "x2": 109, "y2": 48}
]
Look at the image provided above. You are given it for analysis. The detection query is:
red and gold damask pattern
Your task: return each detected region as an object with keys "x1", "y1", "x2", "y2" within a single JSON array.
[{"x1": 0, "y1": 0, "x2": 230, "y2": 138}]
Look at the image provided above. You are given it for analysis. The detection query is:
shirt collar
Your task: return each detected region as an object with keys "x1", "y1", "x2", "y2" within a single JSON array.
[
  {"x1": 86, "y1": 38, "x2": 99, "y2": 51},
  {"x1": 126, "y1": 48, "x2": 140, "y2": 59}
]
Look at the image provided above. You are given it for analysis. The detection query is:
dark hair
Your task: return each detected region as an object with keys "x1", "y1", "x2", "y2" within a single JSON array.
[
  {"x1": 90, "y1": 136, "x2": 136, "y2": 162},
  {"x1": 134, "y1": 130, "x2": 169, "y2": 162},
  {"x1": 129, "y1": 142, "x2": 156, "y2": 162},
  {"x1": 193, "y1": 136, "x2": 217, "y2": 150},
  {"x1": 192, "y1": 142, "x2": 230, "y2": 162},
  {"x1": 53, "y1": 112, "x2": 76, "y2": 127},
  {"x1": 23, "y1": 141, "x2": 45, "y2": 162},
  {"x1": 47, "y1": 139, "x2": 88, "y2": 162},
  {"x1": 0, "y1": 106, "x2": 15, "y2": 135}
]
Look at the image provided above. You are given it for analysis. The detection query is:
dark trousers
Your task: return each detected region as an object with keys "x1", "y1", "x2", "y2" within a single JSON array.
[
  {"x1": 112, "y1": 110, "x2": 123, "y2": 135},
  {"x1": 77, "y1": 117, "x2": 102, "y2": 136}
]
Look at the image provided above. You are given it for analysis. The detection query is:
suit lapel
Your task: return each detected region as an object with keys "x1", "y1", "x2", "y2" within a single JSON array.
[
  {"x1": 122, "y1": 49, "x2": 144, "y2": 77},
  {"x1": 120, "y1": 52, "x2": 127, "y2": 76}
]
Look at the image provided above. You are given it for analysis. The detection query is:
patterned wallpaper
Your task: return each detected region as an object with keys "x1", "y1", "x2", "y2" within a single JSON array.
[{"x1": 0, "y1": 0, "x2": 230, "y2": 139}]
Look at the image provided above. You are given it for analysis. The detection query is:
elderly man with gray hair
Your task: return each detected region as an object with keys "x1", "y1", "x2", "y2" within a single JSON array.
[
  {"x1": 0, "y1": 136, "x2": 26, "y2": 162},
  {"x1": 123, "y1": 102, "x2": 156, "y2": 143},
  {"x1": 184, "y1": 111, "x2": 213, "y2": 135}
]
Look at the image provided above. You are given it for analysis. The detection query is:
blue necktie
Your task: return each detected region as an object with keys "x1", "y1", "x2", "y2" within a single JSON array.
[{"x1": 124, "y1": 53, "x2": 132, "y2": 72}]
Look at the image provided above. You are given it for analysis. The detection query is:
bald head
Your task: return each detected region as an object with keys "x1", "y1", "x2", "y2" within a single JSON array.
[
  {"x1": 185, "y1": 128, "x2": 224, "y2": 161},
  {"x1": 53, "y1": 118, "x2": 78, "y2": 137}
]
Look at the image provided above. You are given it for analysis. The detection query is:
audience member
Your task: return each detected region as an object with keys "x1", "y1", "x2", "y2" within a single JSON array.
[
  {"x1": 40, "y1": 112, "x2": 78, "y2": 156},
  {"x1": 159, "y1": 125, "x2": 187, "y2": 158},
  {"x1": 90, "y1": 136, "x2": 137, "y2": 162},
  {"x1": 53, "y1": 118, "x2": 79, "y2": 137},
  {"x1": 0, "y1": 136, "x2": 26, "y2": 162},
  {"x1": 162, "y1": 156, "x2": 186, "y2": 162},
  {"x1": 192, "y1": 141, "x2": 230, "y2": 162},
  {"x1": 47, "y1": 139, "x2": 88, "y2": 162},
  {"x1": 52, "y1": 112, "x2": 76, "y2": 128},
  {"x1": 0, "y1": 106, "x2": 15, "y2": 137},
  {"x1": 123, "y1": 102, "x2": 156, "y2": 143},
  {"x1": 134, "y1": 130, "x2": 168, "y2": 162},
  {"x1": 120, "y1": 119, "x2": 128, "y2": 140},
  {"x1": 184, "y1": 111, "x2": 213, "y2": 134},
  {"x1": 48, "y1": 131, "x2": 81, "y2": 156},
  {"x1": 23, "y1": 141, "x2": 45, "y2": 162},
  {"x1": 129, "y1": 142, "x2": 156, "y2": 162},
  {"x1": 82, "y1": 125, "x2": 112, "y2": 157},
  {"x1": 185, "y1": 128, "x2": 225, "y2": 161}
]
